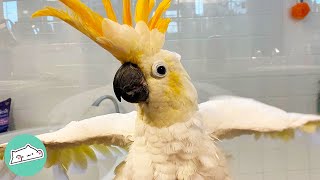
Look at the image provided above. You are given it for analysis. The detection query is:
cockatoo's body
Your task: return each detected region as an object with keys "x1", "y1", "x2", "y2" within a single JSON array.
[
  {"x1": 1, "y1": 0, "x2": 320, "y2": 180},
  {"x1": 117, "y1": 111, "x2": 229, "y2": 180}
]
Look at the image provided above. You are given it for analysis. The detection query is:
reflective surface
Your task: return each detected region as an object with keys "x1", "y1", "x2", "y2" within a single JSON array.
[{"x1": 0, "y1": 0, "x2": 320, "y2": 179}]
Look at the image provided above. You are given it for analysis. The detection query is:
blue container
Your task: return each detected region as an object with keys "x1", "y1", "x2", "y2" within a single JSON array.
[{"x1": 0, "y1": 98, "x2": 11, "y2": 133}]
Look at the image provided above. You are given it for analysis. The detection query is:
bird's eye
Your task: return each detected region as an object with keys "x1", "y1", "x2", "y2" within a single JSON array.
[{"x1": 152, "y1": 61, "x2": 167, "y2": 78}]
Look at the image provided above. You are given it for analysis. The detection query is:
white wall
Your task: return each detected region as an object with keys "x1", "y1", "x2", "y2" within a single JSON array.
[{"x1": 168, "y1": 0, "x2": 320, "y2": 114}]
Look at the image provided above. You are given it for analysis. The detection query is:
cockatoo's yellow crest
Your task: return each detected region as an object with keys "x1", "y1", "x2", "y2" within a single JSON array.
[{"x1": 32, "y1": 0, "x2": 171, "y2": 63}]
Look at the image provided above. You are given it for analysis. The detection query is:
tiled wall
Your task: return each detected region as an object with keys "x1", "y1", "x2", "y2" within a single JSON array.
[{"x1": 219, "y1": 132, "x2": 320, "y2": 180}]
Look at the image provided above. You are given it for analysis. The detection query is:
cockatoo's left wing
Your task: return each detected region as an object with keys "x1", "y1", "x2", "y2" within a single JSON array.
[
  {"x1": 199, "y1": 96, "x2": 320, "y2": 140},
  {"x1": 0, "y1": 111, "x2": 136, "y2": 179}
]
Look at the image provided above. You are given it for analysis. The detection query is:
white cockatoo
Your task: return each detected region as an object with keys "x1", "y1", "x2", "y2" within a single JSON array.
[{"x1": 1, "y1": 0, "x2": 320, "y2": 179}]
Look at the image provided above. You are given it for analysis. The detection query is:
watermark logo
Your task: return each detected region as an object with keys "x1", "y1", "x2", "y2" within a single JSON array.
[{"x1": 4, "y1": 134, "x2": 47, "y2": 176}]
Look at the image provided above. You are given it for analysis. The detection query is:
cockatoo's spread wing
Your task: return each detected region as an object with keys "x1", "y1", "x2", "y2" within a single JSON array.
[
  {"x1": 0, "y1": 111, "x2": 136, "y2": 179},
  {"x1": 199, "y1": 96, "x2": 320, "y2": 140}
]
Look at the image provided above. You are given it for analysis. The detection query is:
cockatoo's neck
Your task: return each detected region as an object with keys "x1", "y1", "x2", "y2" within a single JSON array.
[{"x1": 137, "y1": 99, "x2": 198, "y2": 128}]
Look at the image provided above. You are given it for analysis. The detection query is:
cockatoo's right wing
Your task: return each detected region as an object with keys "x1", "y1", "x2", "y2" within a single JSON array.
[
  {"x1": 199, "y1": 96, "x2": 320, "y2": 140},
  {"x1": 0, "y1": 111, "x2": 136, "y2": 179}
]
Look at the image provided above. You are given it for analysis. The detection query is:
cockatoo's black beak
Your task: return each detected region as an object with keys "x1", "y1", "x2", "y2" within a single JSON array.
[{"x1": 113, "y1": 62, "x2": 149, "y2": 103}]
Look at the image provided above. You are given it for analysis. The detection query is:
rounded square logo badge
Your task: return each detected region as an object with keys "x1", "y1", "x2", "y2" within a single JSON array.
[{"x1": 4, "y1": 134, "x2": 47, "y2": 176}]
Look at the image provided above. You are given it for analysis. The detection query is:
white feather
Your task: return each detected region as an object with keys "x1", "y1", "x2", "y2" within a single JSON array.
[
  {"x1": 37, "y1": 111, "x2": 136, "y2": 144},
  {"x1": 199, "y1": 96, "x2": 320, "y2": 133}
]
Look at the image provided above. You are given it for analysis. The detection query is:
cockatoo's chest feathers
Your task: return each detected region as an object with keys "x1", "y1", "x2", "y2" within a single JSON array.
[{"x1": 115, "y1": 114, "x2": 230, "y2": 180}]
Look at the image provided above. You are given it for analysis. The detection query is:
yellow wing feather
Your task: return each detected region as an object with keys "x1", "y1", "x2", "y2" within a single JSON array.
[
  {"x1": 72, "y1": 147, "x2": 88, "y2": 169},
  {"x1": 45, "y1": 148, "x2": 60, "y2": 168},
  {"x1": 59, "y1": 149, "x2": 73, "y2": 170},
  {"x1": 0, "y1": 150, "x2": 3, "y2": 160},
  {"x1": 40, "y1": 144, "x2": 127, "y2": 172},
  {"x1": 93, "y1": 144, "x2": 111, "y2": 154},
  {"x1": 102, "y1": 0, "x2": 118, "y2": 22},
  {"x1": 258, "y1": 121, "x2": 320, "y2": 141},
  {"x1": 215, "y1": 121, "x2": 320, "y2": 141},
  {"x1": 82, "y1": 145, "x2": 98, "y2": 161}
]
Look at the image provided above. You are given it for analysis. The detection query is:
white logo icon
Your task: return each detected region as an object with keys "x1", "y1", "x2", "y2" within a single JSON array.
[{"x1": 9, "y1": 144, "x2": 44, "y2": 166}]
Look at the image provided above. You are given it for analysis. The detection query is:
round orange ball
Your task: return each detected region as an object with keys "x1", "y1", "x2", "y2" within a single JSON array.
[{"x1": 291, "y1": 2, "x2": 311, "y2": 20}]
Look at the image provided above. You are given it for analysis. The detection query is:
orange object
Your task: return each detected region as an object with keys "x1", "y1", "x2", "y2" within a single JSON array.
[{"x1": 291, "y1": 2, "x2": 310, "y2": 20}]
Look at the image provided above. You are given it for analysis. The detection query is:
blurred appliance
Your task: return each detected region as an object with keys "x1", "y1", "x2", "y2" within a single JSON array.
[{"x1": 0, "y1": 19, "x2": 17, "y2": 49}]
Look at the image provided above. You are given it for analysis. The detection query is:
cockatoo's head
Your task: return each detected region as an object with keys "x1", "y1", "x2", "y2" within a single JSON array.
[
  {"x1": 114, "y1": 48, "x2": 198, "y2": 127},
  {"x1": 110, "y1": 21, "x2": 198, "y2": 119},
  {"x1": 33, "y1": 0, "x2": 198, "y2": 127},
  {"x1": 105, "y1": 19, "x2": 198, "y2": 126}
]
